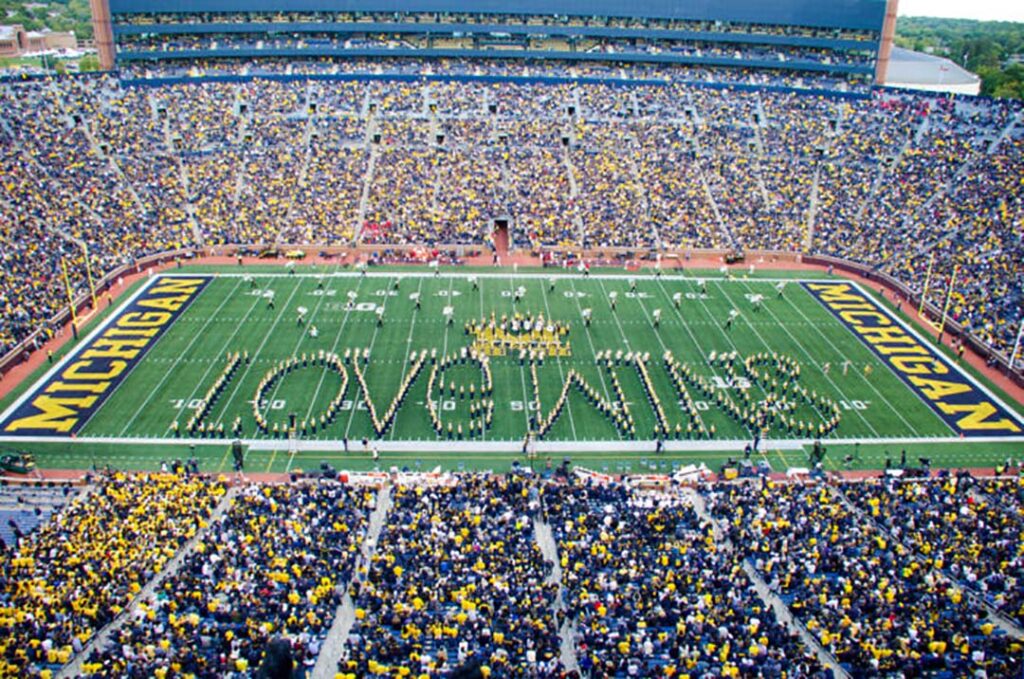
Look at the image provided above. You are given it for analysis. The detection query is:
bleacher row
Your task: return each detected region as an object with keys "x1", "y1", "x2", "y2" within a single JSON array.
[
  {"x1": 0, "y1": 472, "x2": 1020, "y2": 677},
  {"x1": 0, "y1": 70, "x2": 1022, "y2": 362},
  {"x1": 0, "y1": 485, "x2": 83, "y2": 552},
  {"x1": 123, "y1": 57, "x2": 867, "y2": 92},
  {"x1": 114, "y1": 34, "x2": 875, "y2": 71}
]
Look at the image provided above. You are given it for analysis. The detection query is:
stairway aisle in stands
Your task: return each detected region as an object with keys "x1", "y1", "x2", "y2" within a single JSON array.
[
  {"x1": 749, "y1": 98, "x2": 773, "y2": 210},
  {"x1": 623, "y1": 129, "x2": 659, "y2": 248},
  {"x1": 0, "y1": 111, "x2": 14, "y2": 137},
  {"x1": 685, "y1": 487, "x2": 851, "y2": 679},
  {"x1": 57, "y1": 485, "x2": 241, "y2": 678},
  {"x1": 563, "y1": 144, "x2": 585, "y2": 248},
  {"x1": 804, "y1": 103, "x2": 843, "y2": 251},
  {"x1": 80, "y1": 112, "x2": 149, "y2": 218},
  {"x1": 353, "y1": 113, "x2": 380, "y2": 245},
  {"x1": 533, "y1": 511, "x2": 580, "y2": 673},
  {"x1": 689, "y1": 134, "x2": 736, "y2": 250},
  {"x1": 806, "y1": 156, "x2": 826, "y2": 251},
  {"x1": 275, "y1": 80, "x2": 316, "y2": 246},
  {"x1": 311, "y1": 483, "x2": 393, "y2": 679},
  {"x1": 166, "y1": 112, "x2": 204, "y2": 245},
  {"x1": 849, "y1": 111, "x2": 924, "y2": 244}
]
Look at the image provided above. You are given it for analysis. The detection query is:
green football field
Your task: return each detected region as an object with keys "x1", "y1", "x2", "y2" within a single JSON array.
[{"x1": 2, "y1": 266, "x2": 1022, "y2": 477}]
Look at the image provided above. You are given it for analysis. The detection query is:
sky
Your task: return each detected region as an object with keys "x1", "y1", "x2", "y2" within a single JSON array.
[{"x1": 898, "y1": 0, "x2": 1024, "y2": 22}]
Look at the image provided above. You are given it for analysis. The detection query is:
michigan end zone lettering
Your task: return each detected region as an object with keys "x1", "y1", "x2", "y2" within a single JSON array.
[
  {"x1": 0, "y1": 276, "x2": 211, "y2": 435},
  {"x1": 803, "y1": 282, "x2": 1023, "y2": 437}
]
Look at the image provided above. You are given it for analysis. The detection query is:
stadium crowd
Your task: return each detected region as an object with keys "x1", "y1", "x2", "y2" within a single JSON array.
[
  {"x1": 80, "y1": 481, "x2": 372, "y2": 677},
  {"x1": 113, "y1": 10, "x2": 876, "y2": 46},
  {"x1": 545, "y1": 481, "x2": 827, "y2": 677},
  {"x1": 0, "y1": 469, "x2": 1021, "y2": 677},
  {"x1": 341, "y1": 475, "x2": 563, "y2": 677},
  {"x1": 0, "y1": 472, "x2": 225, "y2": 677},
  {"x1": 1, "y1": 66, "x2": 1022, "y2": 365},
  {"x1": 841, "y1": 475, "x2": 1024, "y2": 627},
  {"x1": 703, "y1": 479, "x2": 1024, "y2": 677}
]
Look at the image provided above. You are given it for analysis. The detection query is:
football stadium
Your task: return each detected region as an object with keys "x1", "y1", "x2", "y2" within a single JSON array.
[{"x1": 0, "y1": 0, "x2": 1023, "y2": 676}]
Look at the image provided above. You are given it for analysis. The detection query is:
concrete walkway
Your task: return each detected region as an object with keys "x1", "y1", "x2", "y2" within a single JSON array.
[
  {"x1": 534, "y1": 513, "x2": 580, "y2": 673},
  {"x1": 311, "y1": 484, "x2": 393, "y2": 679}
]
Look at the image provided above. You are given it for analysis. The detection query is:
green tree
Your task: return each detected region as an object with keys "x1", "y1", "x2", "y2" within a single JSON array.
[
  {"x1": 992, "y1": 81, "x2": 1022, "y2": 98},
  {"x1": 79, "y1": 53, "x2": 100, "y2": 71},
  {"x1": 73, "y1": 21, "x2": 93, "y2": 39},
  {"x1": 896, "y1": 16, "x2": 1024, "y2": 100}
]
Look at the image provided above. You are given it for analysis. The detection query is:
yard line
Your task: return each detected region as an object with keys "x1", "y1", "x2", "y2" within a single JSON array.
[
  {"x1": 765, "y1": 281, "x2": 929, "y2": 437},
  {"x1": 597, "y1": 275, "x2": 773, "y2": 424},
  {"x1": 593, "y1": 276, "x2": 688, "y2": 442},
  {"x1": 508, "y1": 277, "x2": 535, "y2": 438},
  {"x1": 117, "y1": 277, "x2": 244, "y2": 436},
  {"x1": 432, "y1": 276, "x2": 456, "y2": 439},
  {"x1": 714, "y1": 280, "x2": 880, "y2": 437},
  {"x1": 635, "y1": 275, "x2": 781, "y2": 443},
  {"x1": 258, "y1": 266, "x2": 349, "y2": 424},
  {"x1": 159, "y1": 281, "x2": 267, "y2": 432},
  {"x1": 620, "y1": 281, "x2": 674, "y2": 358},
  {"x1": 477, "y1": 276, "x2": 505, "y2": 441},
  {"x1": 472, "y1": 278, "x2": 487, "y2": 444},
  {"x1": 651, "y1": 276, "x2": 800, "y2": 447},
  {"x1": 294, "y1": 270, "x2": 361, "y2": 424},
  {"x1": 591, "y1": 278, "x2": 637, "y2": 354},
  {"x1": 536, "y1": 278, "x2": 579, "y2": 441},
  {"x1": 565, "y1": 277, "x2": 619, "y2": 417},
  {"x1": 285, "y1": 267, "x2": 361, "y2": 469},
  {"x1": 651, "y1": 276, "x2": 770, "y2": 403},
  {"x1": 342, "y1": 275, "x2": 396, "y2": 442},
  {"x1": 209, "y1": 277, "x2": 308, "y2": 433}
]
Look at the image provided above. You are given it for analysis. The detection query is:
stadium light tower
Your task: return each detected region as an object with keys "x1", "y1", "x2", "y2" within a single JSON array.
[{"x1": 89, "y1": 0, "x2": 116, "y2": 70}]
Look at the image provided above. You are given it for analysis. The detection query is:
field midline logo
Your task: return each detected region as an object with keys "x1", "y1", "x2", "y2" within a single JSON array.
[
  {"x1": 1, "y1": 276, "x2": 212, "y2": 436},
  {"x1": 802, "y1": 282, "x2": 1023, "y2": 437}
]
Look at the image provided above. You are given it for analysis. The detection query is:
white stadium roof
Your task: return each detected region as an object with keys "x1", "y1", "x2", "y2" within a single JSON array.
[{"x1": 885, "y1": 46, "x2": 981, "y2": 95}]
